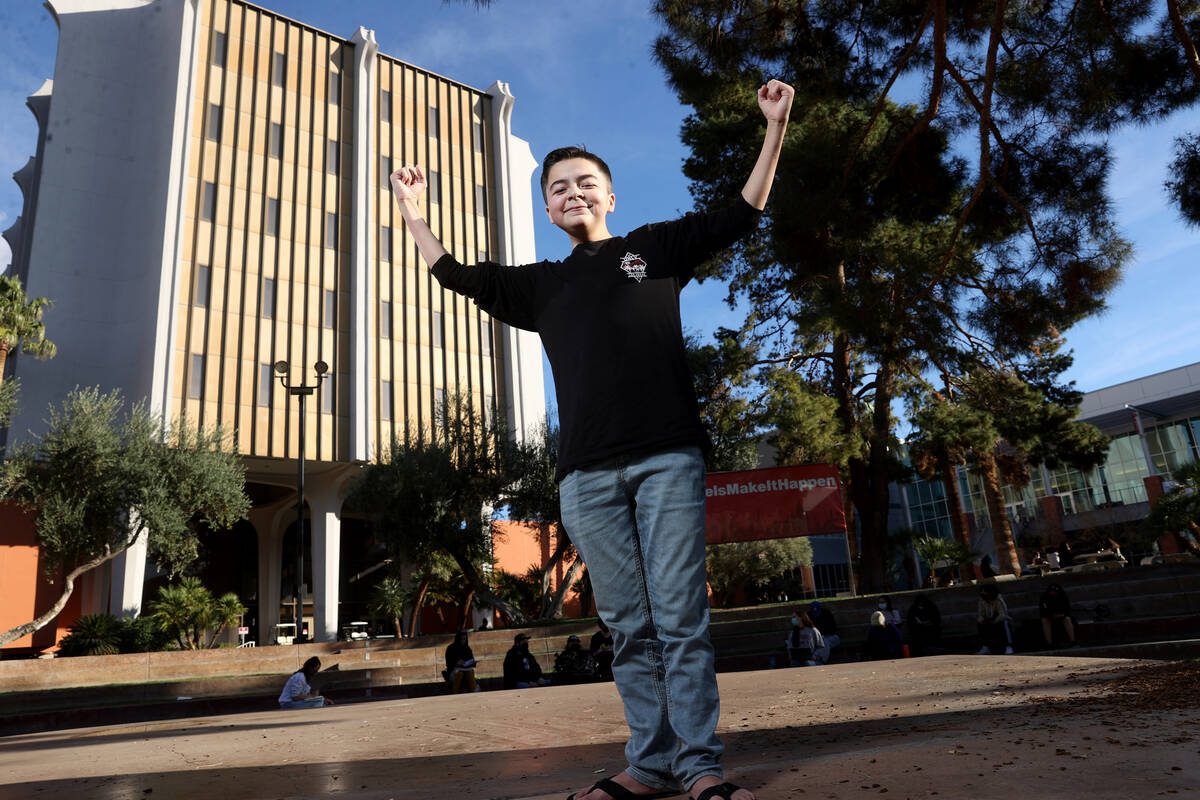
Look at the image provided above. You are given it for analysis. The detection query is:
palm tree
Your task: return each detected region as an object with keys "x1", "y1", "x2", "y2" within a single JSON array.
[
  {"x1": 913, "y1": 536, "x2": 976, "y2": 588},
  {"x1": 371, "y1": 574, "x2": 407, "y2": 637},
  {"x1": 149, "y1": 577, "x2": 246, "y2": 649},
  {"x1": 208, "y1": 592, "x2": 247, "y2": 647},
  {"x1": 0, "y1": 274, "x2": 56, "y2": 384}
]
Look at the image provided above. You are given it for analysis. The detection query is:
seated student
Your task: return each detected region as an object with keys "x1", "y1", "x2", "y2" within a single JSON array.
[
  {"x1": 589, "y1": 619, "x2": 615, "y2": 680},
  {"x1": 808, "y1": 601, "x2": 841, "y2": 664},
  {"x1": 1039, "y1": 583, "x2": 1077, "y2": 647},
  {"x1": 874, "y1": 596, "x2": 902, "y2": 628},
  {"x1": 555, "y1": 634, "x2": 600, "y2": 684},
  {"x1": 503, "y1": 633, "x2": 549, "y2": 689},
  {"x1": 976, "y1": 583, "x2": 1014, "y2": 655},
  {"x1": 784, "y1": 610, "x2": 824, "y2": 666},
  {"x1": 278, "y1": 656, "x2": 333, "y2": 709},
  {"x1": 444, "y1": 630, "x2": 479, "y2": 693},
  {"x1": 906, "y1": 594, "x2": 943, "y2": 656},
  {"x1": 864, "y1": 611, "x2": 905, "y2": 660}
]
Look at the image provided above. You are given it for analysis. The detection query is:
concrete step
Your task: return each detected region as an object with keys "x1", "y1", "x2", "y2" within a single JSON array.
[{"x1": 1, "y1": 562, "x2": 1196, "y2": 733}]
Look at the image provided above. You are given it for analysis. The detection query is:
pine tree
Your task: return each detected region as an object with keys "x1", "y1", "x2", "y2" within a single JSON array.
[{"x1": 652, "y1": 0, "x2": 1129, "y2": 590}]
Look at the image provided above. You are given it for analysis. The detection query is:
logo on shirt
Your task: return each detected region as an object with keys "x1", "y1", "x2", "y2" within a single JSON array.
[{"x1": 619, "y1": 252, "x2": 647, "y2": 283}]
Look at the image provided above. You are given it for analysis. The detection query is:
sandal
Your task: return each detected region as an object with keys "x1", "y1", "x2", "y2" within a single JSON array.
[
  {"x1": 566, "y1": 776, "x2": 682, "y2": 800},
  {"x1": 692, "y1": 782, "x2": 747, "y2": 800}
]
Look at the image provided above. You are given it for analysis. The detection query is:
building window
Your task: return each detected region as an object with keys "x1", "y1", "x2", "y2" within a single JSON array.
[
  {"x1": 481, "y1": 322, "x2": 491, "y2": 355},
  {"x1": 325, "y1": 212, "x2": 338, "y2": 249},
  {"x1": 429, "y1": 171, "x2": 440, "y2": 204},
  {"x1": 437, "y1": 386, "x2": 448, "y2": 414},
  {"x1": 194, "y1": 265, "x2": 210, "y2": 308},
  {"x1": 381, "y1": 381, "x2": 392, "y2": 421},
  {"x1": 270, "y1": 122, "x2": 282, "y2": 159},
  {"x1": 266, "y1": 197, "x2": 279, "y2": 236},
  {"x1": 473, "y1": 121, "x2": 483, "y2": 152},
  {"x1": 327, "y1": 139, "x2": 339, "y2": 175},
  {"x1": 475, "y1": 184, "x2": 487, "y2": 216},
  {"x1": 206, "y1": 104, "x2": 222, "y2": 142},
  {"x1": 201, "y1": 182, "x2": 216, "y2": 221},
  {"x1": 272, "y1": 52, "x2": 286, "y2": 87},
  {"x1": 380, "y1": 226, "x2": 391, "y2": 262},
  {"x1": 189, "y1": 354, "x2": 204, "y2": 399},
  {"x1": 262, "y1": 277, "x2": 275, "y2": 319},
  {"x1": 328, "y1": 72, "x2": 341, "y2": 104},
  {"x1": 484, "y1": 394, "x2": 494, "y2": 426},
  {"x1": 433, "y1": 310, "x2": 443, "y2": 348},
  {"x1": 324, "y1": 289, "x2": 335, "y2": 329},
  {"x1": 213, "y1": 32, "x2": 227, "y2": 68},
  {"x1": 380, "y1": 300, "x2": 391, "y2": 338},
  {"x1": 381, "y1": 154, "x2": 391, "y2": 186},
  {"x1": 428, "y1": 106, "x2": 439, "y2": 138},
  {"x1": 258, "y1": 363, "x2": 272, "y2": 407},
  {"x1": 381, "y1": 89, "x2": 391, "y2": 123},
  {"x1": 322, "y1": 375, "x2": 334, "y2": 414}
]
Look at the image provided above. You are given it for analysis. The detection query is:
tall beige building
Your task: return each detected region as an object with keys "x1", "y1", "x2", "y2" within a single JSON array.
[{"x1": 3, "y1": 0, "x2": 545, "y2": 643}]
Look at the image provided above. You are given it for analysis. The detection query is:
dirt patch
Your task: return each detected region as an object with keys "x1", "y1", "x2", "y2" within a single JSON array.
[{"x1": 1031, "y1": 659, "x2": 1200, "y2": 712}]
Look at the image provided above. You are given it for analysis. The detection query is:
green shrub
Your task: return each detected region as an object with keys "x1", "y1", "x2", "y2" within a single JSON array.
[
  {"x1": 58, "y1": 614, "x2": 122, "y2": 657},
  {"x1": 57, "y1": 613, "x2": 174, "y2": 656},
  {"x1": 118, "y1": 615, "x2": 171, "y2": 653}
]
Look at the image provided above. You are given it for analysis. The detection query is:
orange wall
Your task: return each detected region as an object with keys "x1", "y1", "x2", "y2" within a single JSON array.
[
  {"x1": 0, "y1": 503, "x2": 80, "y2": 655},
  {"x1": 492, "y1": 520, "x2": 584, "y2": 618}
]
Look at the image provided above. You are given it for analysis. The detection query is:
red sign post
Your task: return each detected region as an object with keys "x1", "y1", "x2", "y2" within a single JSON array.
[{"x1": 705, "y1": 464, "x2": 846, "y2": 545}]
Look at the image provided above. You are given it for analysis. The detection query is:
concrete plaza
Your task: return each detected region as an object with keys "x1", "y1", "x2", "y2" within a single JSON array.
[{"x1": 0, "y1": 655, "x2": 1196, "y2": 800}]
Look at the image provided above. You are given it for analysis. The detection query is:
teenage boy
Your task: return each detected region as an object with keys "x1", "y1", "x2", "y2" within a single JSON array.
[{"x1": 390, "y1": 79, "x2": 793, "y2": 800}]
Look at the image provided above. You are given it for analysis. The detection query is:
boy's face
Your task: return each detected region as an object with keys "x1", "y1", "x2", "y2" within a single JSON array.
[{"x1": 544, "y1": 157, "x2": 615, "y2": 244}]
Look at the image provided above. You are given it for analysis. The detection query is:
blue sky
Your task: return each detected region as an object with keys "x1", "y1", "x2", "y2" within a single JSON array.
[{"x1": 2, "y1": 0, "x2": 1198, "y2": 405}]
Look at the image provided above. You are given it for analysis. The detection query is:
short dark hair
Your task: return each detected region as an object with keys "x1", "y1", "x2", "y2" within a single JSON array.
[{"x1": 540, "y1": 146, "x2": 612, "y2": 201}]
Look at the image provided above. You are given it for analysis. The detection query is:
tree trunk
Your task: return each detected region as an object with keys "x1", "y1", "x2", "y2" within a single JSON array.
[
  {"x1": 406, "y1": 577, "x2": 430, "y2": 638},
  {"x1": 977, "y1": 451, "x2": 1021, "y2": 574},
  {"x1": 446, "y1": 547, "x2": 530, "y2": 625},
  {"x1": 936, "y1": 448, "x2": 976, "y2": 583},
  {"x1": 0, "y1": 546, "x2": 120, "y2": 646},
  {"x1": 208, "y1": 623, "x2": 229, "y2": 649},
  {"x1": 860, "y1": 364, "x2": 895, "y2": 593},
  {"x1": 537, "y1": 528, "x2": 571, "y2": 619},
  {"x1": 577, "y1": 567, "x2": 593, "y2": 617},
  {"x1": 831, "y1": 319, "x2": 864, "y2": 592},
  {"x1": 545, "y1": 558, "x2": 585, "y2": 619},
  {"x1": 458, "y1": 589, "x2": 476, "y2": 630},
  {"x1": 0, "y1": 342, "x2": 9, "y2": 385}
]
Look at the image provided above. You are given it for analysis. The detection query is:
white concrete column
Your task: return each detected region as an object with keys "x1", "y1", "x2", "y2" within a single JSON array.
[
  {"x1": 251, "y1": 501, "x2": 290, "y2": 645},
  {"x1": 348, "y1": 26, "x2": 379, "y2": 462},
  {"x1": 108, "y1": 530, "x2": 148, "y2": 618},
  {"x1": 310, "y1": 486, "x2": 342, "y2": 643},
  {"x1": 485, "y1": 80, "x2": 546, "y2": 445}
]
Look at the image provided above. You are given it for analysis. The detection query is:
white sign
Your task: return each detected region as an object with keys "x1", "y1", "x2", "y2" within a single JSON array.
[{"x1": 238, "y1": 626, "x2": 249, "y2": 635}]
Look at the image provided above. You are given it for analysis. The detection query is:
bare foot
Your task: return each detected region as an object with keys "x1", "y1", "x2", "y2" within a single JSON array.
[
  {"x1": 570, "y1": 770, "x2": 672, "y2": 800},
  {"x1": 687, "y1": 776, "x2": 755, "y2": 800}
]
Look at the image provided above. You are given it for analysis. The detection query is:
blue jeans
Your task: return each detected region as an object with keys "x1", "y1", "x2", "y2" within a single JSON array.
[
  {"x1": 280, "y1": 697, "x2": 325, "y2": 709},
  {"x1": 559, "y1": 445, "x2": 721, "y2": 791}
]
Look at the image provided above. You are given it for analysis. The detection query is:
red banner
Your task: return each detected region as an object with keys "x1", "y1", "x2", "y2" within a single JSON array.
[{"x1": 705, "y1": 464, "x2": 846, "y2": 545}]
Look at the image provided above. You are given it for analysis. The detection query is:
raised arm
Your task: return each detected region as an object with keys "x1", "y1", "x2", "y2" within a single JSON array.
[
  {"x1": 390, "y1": 165, "x2": 448, "y2": 265},
  {"x1": 741, "y1": 79, "x2": 794, "y2": 210}
]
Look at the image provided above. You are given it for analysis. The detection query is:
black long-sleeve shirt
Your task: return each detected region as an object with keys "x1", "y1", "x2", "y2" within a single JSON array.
[{"x1": 432, "y1": 198, "x2": 761, "y2": 480}]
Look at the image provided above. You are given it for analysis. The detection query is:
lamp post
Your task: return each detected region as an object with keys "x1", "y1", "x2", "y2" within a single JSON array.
[{"x1": 274, "y1": 359, "x2": 328, "y2": 642}]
